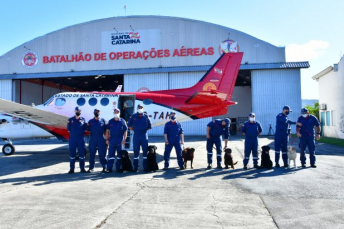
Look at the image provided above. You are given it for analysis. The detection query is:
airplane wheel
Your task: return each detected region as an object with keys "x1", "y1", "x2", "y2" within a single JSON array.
[{"x1": 2, "y1": 144, "x2": 15, "y2": 156}]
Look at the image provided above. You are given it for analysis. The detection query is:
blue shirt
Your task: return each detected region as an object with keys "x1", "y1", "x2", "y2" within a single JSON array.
[
  {"x1": 241, "y1": 121, "x2": 262, "y2": 138},
  {"x1": 297, "y1": 115, "x2": 320, "y2": 137},
  {"x1": 164, "y1": 121, "x2": 183, "y2": 143},
  {"x1": 107, "y1": 118, "x2": 128, "y2": 144},
  {"x1": 67, "y1": 116, "x2": 87, "y2": 137},
  {"x1": 207, "y1": 119, "x2": 230, "y2": 139},
  {"x1": 275, "y1": 113, "x2": 296, "y2": 134},
  {"x1": 88, "y1": 118, "x2": 107, "y2": 139},
  {"x1": 128, "y1": 113, "x2": 152, "y2": 134}
]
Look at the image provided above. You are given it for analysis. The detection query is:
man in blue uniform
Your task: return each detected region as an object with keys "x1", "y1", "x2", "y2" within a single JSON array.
[
  {"x1": 67, "y1": 107, "x2": 87, "y2": 174},
  {"x1": 128, "y1": 104, "x2": 152, "y2": 172},
  {"x1": 87, "y1": 108, "x2": 107, "y2": 173},
  {"x1": 206, "y1": 118, "x2": 230, "y2": 169},
  {"x1": 296, "y1": 108, "x2": 321, "y2": 168},
  {"x1": 105, "y1": 108, "x2": 128, "y2": 173},
  {"x1": 163, "y1": 113, "x2": 185, "y2": 170},
  {"x1": 274, "y1": 105, "x2": 297, "y2": 168},
  {"x1": 241, "y1": 113, "x2": 262, "y2": 169}
]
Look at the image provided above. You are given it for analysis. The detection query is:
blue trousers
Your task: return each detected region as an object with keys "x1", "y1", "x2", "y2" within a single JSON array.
[
  {"x1": 69, "y1": 136, "x2": 85, "y2": 170},
  {"x1": 206, "y1": 137, "x2": 222, "y2": 165},
  {"x1": 164, "y1": 142, "x2": 184, "y2": 168},
  {"x1": 274, "y1": 132, "x2": 289, "y2": 165},
  {"x1": 243, "y1": 137, "x2": 258, "y2": 166},
  {"x1": 133, "y1": 132, "x2": 148, "y2": 170},
  {"x1": 88, "y1": 137, "x2": 107, "y2": 170},
  {"x1": 299, "y1": 136, "x2": 316, "y2": 165},
  {"x1": 107, "y1": 142, "x2": 123, "y2": 170}
]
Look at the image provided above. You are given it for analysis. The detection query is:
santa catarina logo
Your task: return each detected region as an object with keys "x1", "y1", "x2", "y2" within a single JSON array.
[
  {"x1": 219, "y1": 39, "x2": 239, "y2": 54},
  {"x1": 111, "y1": 32, "x2": 141, "y2": 45}
]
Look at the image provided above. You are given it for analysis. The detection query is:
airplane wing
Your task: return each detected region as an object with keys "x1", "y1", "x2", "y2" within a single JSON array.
[{"x1": 0, "y1": 99, "x2": 68, "y2": 128}]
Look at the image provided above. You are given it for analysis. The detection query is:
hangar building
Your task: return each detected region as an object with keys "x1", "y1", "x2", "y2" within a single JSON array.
[{"x1": 0, "y1": 16, "x2": 309, "y2": 135}]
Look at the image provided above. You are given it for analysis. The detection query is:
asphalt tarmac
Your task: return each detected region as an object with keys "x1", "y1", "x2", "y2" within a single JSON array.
[{"x1": 0, "y1": 135, "x2": 344, "y2": 229}]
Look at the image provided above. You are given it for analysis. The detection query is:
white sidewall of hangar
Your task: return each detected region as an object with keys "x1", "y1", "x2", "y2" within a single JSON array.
[
  {"x1": 0, "y1": 79, "x2": 12, "y2": 101},
  {"x1": 252, "y1": 69, "x2": 301, "y2": 135}
]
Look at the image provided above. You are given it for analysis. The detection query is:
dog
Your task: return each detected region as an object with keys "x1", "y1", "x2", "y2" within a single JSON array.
[
  {"x1": 182, "y1": 147, "x2": 195, "y2": 169},
  {"x1": 223, "y1": 148, "x2": 238, "y2": 169},
  {"x1": 259, "y1": 145, "x2": 273, "y2": 169},
  {"x1": 147, "y1": 145, "x2": 159, "y2": 172},
  {"x1": 119, "y1": 150, "x2": 133, "y2": 172},
  {"x1": 287, "y1": 146, "x2": 297, "y2": 168}
]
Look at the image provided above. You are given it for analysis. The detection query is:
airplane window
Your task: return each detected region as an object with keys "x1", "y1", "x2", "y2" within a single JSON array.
[
  {"x1": 77, "y1": 98, "x2": 86, "y2": 106},
  {"x1": 100, "y1": 98, "x2": 109, "y2": 106},
  {"x1": 55, "y1": 98, "x2": 66, "y2": 106},
  {"x1": 143, "y1": 99, "x2": 153, "y2": 105},
  {"x1": 124, "y1": 100, "x2": 133, "y2": 108},
  {"x1": 89, "y1": 98, "x2": 97, "y2": 106}
]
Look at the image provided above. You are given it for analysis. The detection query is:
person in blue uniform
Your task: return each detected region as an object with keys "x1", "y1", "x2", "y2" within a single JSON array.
[
  {"x1": 87, "y1": 108, "x2": 107, "y2": 173},
  {"x1": 105, "y1": 108, "x2": 128, "y2": 173},
  {"x1": 274, "y1": 105, "x2": 297, "y2": 168},
  {"x1": 163, "y1": 113, "x2": 185, "y2": 170},
  {"x1": 206, "y1": 118, "x2": 230, "y2": 169},
  {"x1": 296, "y1": 108, "x2": 321, "y2": 168},
  {"x1": 128, "y1": 104, "x2": 152, "y2": 172},
  {"x1": 241, "y1": 113, "x2": 262, "y2": 169},
  {"x1": 67, "y1": 106, "x2": 87, "y2": 174}
]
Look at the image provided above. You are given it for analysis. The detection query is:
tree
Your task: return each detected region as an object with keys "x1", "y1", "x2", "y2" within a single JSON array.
[{"x1": 305, "y1": 102, "x2": 319, "y2": 120}]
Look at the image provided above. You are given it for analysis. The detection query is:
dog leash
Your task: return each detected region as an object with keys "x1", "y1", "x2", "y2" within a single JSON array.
[{"x1": 290, "y1": 137, "x2": 297, "y2": 145}]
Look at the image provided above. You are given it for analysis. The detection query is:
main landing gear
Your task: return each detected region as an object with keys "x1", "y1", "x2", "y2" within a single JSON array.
[{"x1": 2, "y1": 139, "x2": 15, "y2": 156}]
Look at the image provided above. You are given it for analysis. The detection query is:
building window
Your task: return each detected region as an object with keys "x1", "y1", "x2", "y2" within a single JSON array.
[
  {"x1": 89, "y1": 98, "x2": 97, "y2": 106},
  {"x1": 100, "y1": 98, "x2": 109, "y2": 106},
  {"x1": 55, "y1": 98, "x2": 66, "y2": 106},
  {"x1": 320, "y1": 112, "x2": 325, "y2": 126},
  {"x1": 326, "y1": 111, "x2": 330, "y2": 126},
  {"x1": 331, "y1": 110, "x2": 335, "y2": 126}
]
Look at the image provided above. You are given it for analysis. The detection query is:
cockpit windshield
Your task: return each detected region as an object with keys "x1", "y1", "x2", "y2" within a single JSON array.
[{"x1": 43, "y1": 96, "x2": 54, "y2": 106}]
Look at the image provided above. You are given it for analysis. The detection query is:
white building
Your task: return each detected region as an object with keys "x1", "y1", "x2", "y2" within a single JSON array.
[
  {"x1": 312, "y1": 56, "x2": 344, "y2": 138},
  {"x1": 0, "y1": 16, "x2": 309, "y2": 135}
]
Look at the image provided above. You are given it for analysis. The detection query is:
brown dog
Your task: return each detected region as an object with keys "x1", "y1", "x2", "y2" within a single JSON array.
[
  {"x1": 182, "y1": 147, "x2": 195, "y2": 169},
  {"x1": 224, "y1": 148, "x2": 238, "y2": 169}
]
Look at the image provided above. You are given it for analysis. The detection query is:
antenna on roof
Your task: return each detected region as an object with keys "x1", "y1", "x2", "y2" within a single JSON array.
[
  {"x1": 113, "y1": 27, "x2": 118, "y2": 32},
  {"x1": 228, "y1": 33, "x2": 230, "y2": 40},
  {"x1": 130, "y1": 25, "x2": 134, "y2": 31}
]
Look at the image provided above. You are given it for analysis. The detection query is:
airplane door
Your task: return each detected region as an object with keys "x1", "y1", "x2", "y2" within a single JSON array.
[
  {"x1": 118, "y1": 95, "x2": 135, "y2": 122},
  {"x1": 118, "y1": 95, "x2": 135, "y2": 150}
]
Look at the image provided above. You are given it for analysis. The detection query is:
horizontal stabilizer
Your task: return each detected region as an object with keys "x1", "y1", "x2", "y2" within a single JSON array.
[{"x1": 185, "y1": 91, "x2": 228, "y2": 104}]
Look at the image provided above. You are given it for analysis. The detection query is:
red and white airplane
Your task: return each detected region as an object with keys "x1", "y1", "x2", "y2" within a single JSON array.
[{"x1": 0, "y1": 52, "x2": 243, "y2": 155}]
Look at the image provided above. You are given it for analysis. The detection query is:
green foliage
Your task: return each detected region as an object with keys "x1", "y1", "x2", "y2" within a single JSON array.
[
  {"x1": 319, "y1": 136, "x2": 344, "y2": 147},
  {"x1": 305, "y1": 102, "x2": 319, "y2": 120}
]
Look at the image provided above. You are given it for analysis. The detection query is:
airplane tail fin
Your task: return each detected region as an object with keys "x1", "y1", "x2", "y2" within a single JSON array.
[
  {"x1": 153, "y1": 52, "x2": 243, "y2": 103},
  {"x1": 187, "y1": 52, "x2": 243, "y2": 102}
]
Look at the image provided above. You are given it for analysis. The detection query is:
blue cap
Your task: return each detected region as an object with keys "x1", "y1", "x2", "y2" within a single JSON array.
[
  {"x1": 170, "y1": 111, "x2": 176, "y2": 114},
  {"x1": 224, "y1": 118, "x2": 230, "y2": 125},
  {"x1": 171, "y1": 116, "x2": 176, "y2": 120},
  {"x1": 301, "y1": 108, "x2": 308, "y2": 114},
  {"x1": 283, "y1": 105, "x2": 292, "y2": 111},
  {"x1": 249, "y1": 112, "x2": 255, "y2": 117},
  {"x1": 137, "y1": 104, "x2": 143, "y2": 108},
  {"x1": 94, "y1": 108, "x2": 100, "y2": 112},
  {"x1": 114, "y1": 108, "x2": 120, "y2": 112},
  {"x1": 75, "y1": 106, "x2": 81, "y2": 111}
]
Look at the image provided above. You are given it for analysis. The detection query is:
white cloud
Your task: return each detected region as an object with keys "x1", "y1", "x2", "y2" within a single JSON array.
[{"x1": 286, "y1": 40, "x2": 329, "y2": 62}]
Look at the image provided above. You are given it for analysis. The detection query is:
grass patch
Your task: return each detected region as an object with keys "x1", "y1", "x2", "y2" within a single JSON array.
[
  {"x1": 318, "y1": 137, "x2": 344, "y2": 147},
  {"x1": 291, "y1": 134, "x2": 344, "y2": 147}
]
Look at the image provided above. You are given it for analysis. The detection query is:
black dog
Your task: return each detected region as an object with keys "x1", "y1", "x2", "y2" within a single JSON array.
[
  {"x1": 119, "y1": 150, "x2": 133, "y2": 172},
  {"x1": 259, "y1": 145, "x2": 273, "y2": 169},
  {"x1": 224, "y1": 148, "x2": 238, "y2": 169},
  {"x1": 182, "y1": 147, "x2": 195, "y2": 169},
  {"x1": 147, "y1": 145, "x2": 159, "y2": 172}
]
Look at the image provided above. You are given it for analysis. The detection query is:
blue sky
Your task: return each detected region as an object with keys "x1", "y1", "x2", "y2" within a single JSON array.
[{"x1": 1, "y1": 0, "x2": 343, "y2": 99}]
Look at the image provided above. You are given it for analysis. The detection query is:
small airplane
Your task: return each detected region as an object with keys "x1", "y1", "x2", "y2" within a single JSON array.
[{"x1": 0, "y1": 52, "x2": 243, "y2": 155}]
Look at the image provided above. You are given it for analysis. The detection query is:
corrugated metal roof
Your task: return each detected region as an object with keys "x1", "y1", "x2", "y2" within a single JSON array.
[{"x1": 0, "y1": 61, "x2": 309, "y2": 80}]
